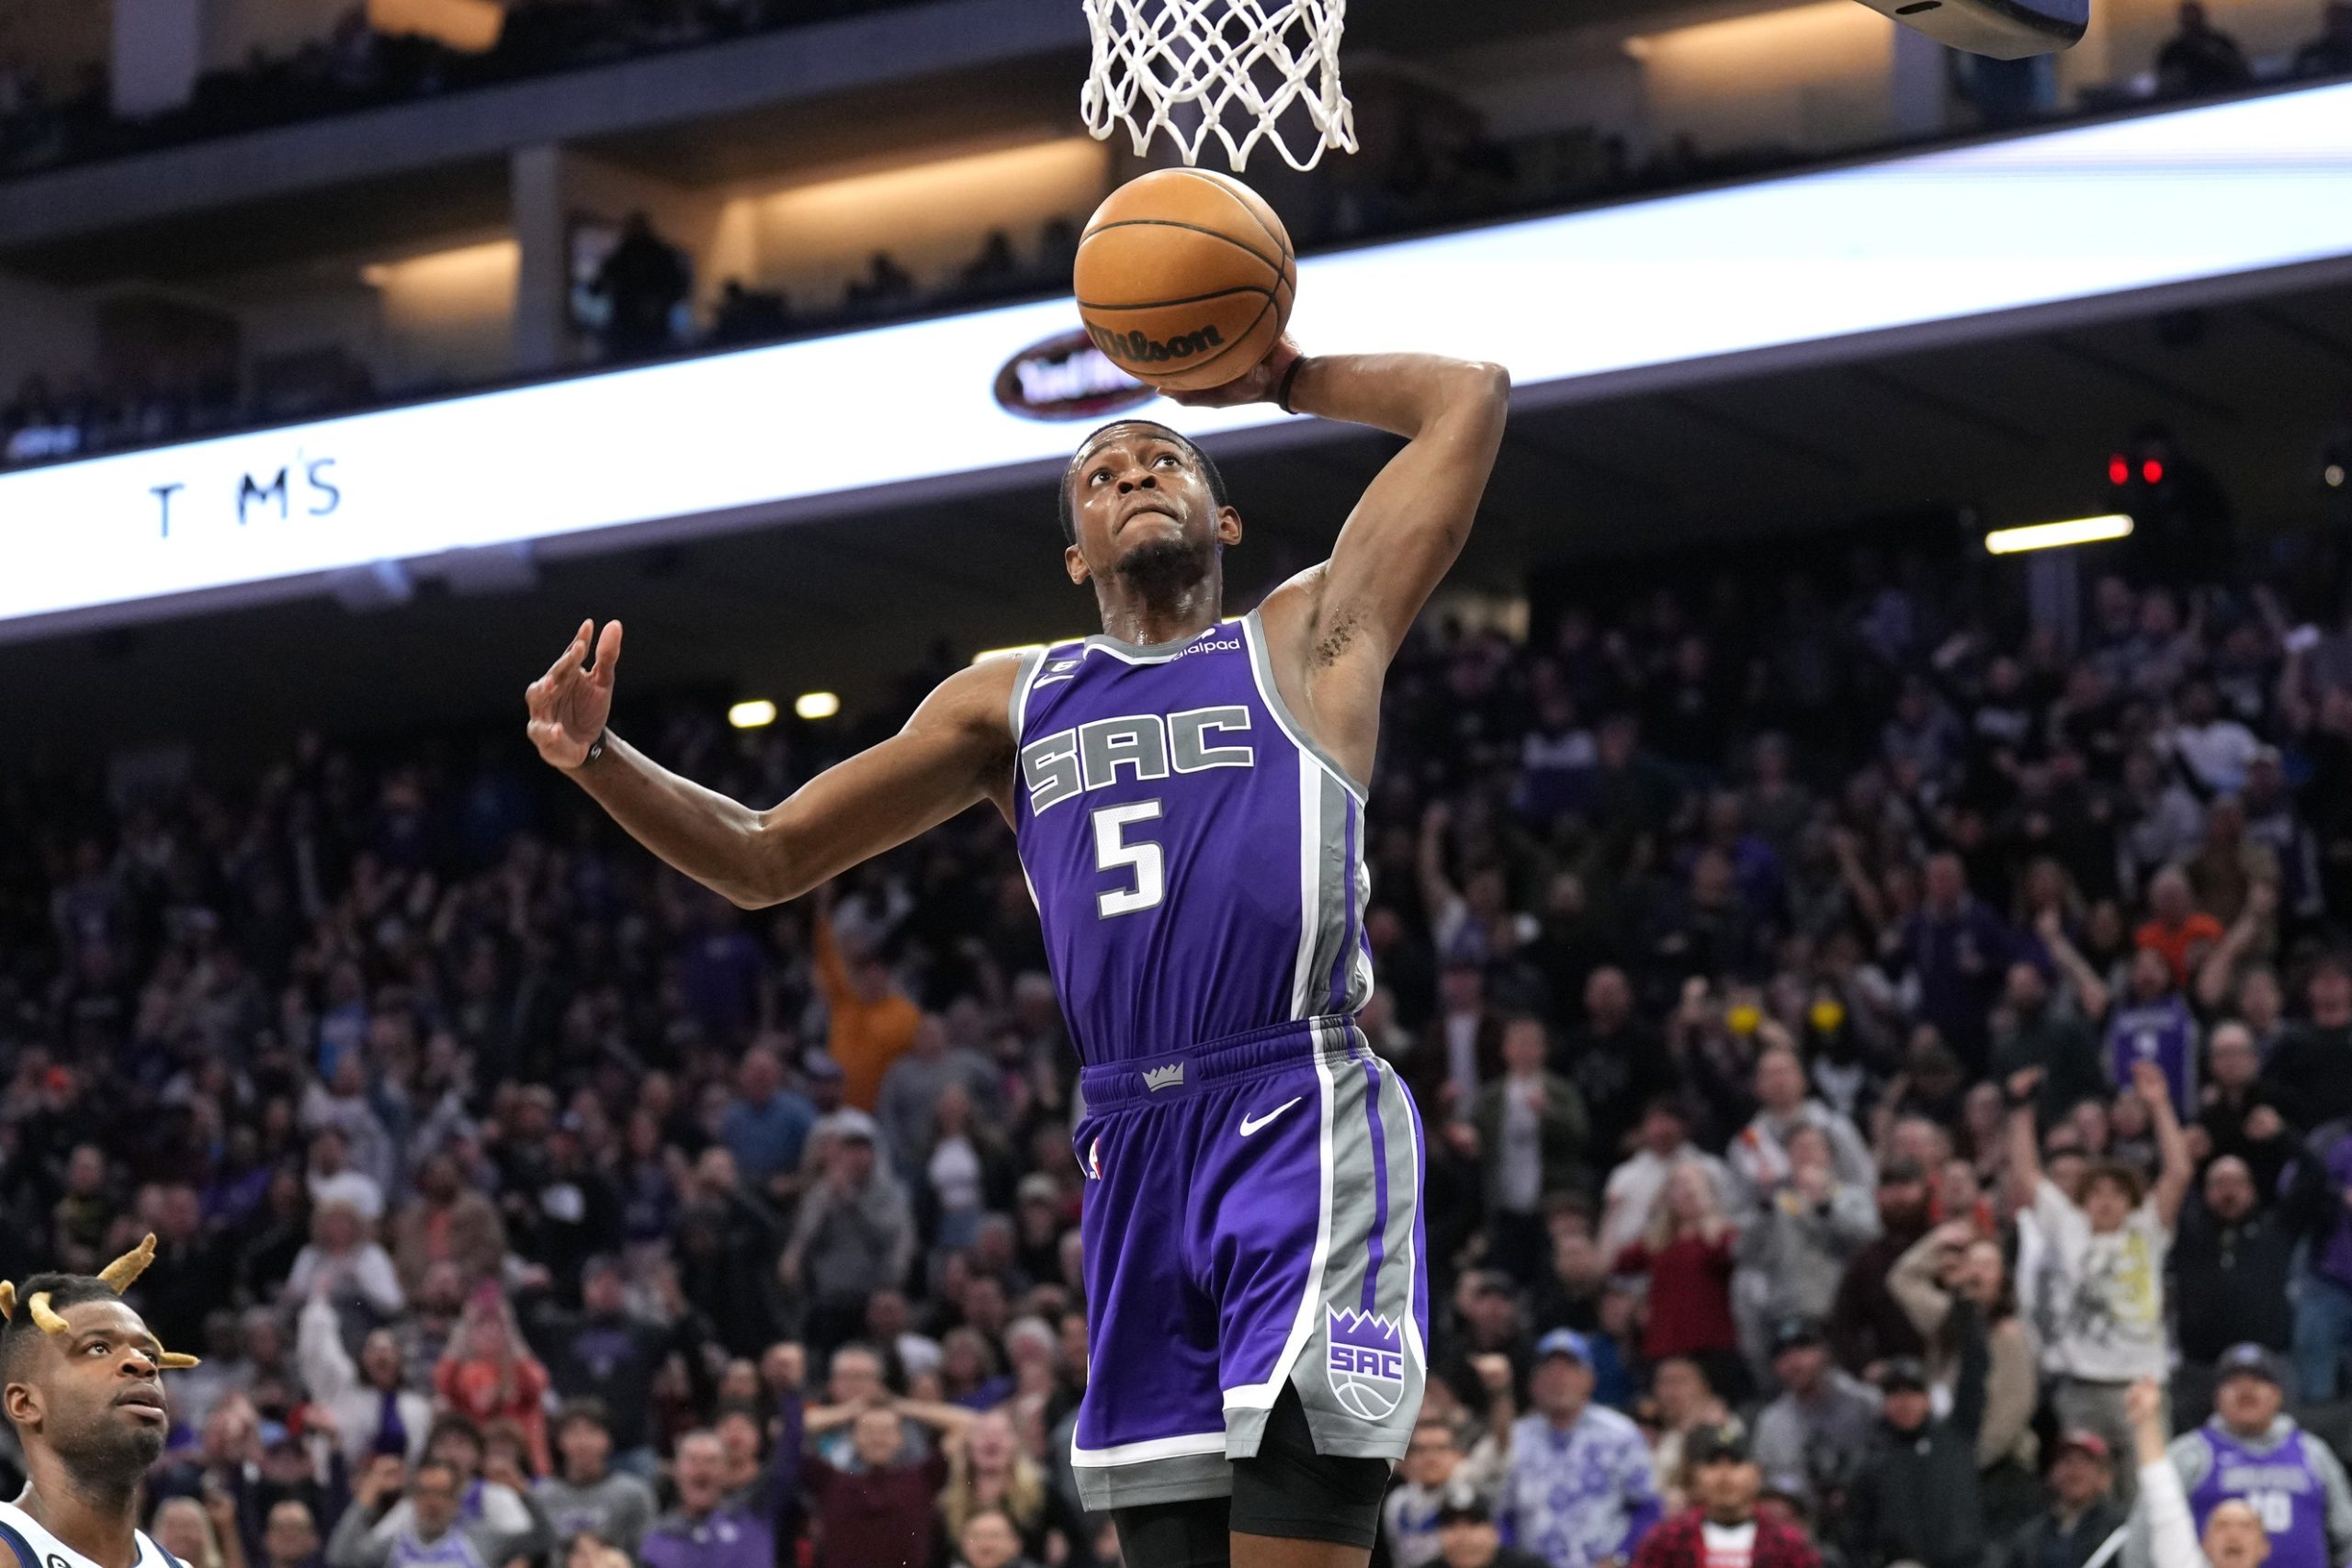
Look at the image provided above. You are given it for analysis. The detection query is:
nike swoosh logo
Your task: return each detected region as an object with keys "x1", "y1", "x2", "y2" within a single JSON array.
[{"x1": 1238, "y1": 1097, "x2": 1305, "y2": 1137}]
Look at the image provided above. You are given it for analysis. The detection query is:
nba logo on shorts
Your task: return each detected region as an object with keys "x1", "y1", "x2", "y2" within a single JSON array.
[{"x1": 1326, "y1": 1305, "x2": 1406, "y2": 1419}]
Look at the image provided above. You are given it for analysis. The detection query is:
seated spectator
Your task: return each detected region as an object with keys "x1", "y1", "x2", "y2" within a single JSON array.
[
  {"x1": 261, "y1": 1499, "x2": 325, "y2": 1568},
  {"x1": 2149, "y1": 1345, "x2": 2352, "y2": 1568},
  {"x1": 1995, "y1": 961, "x2": 2109, "y2": 1132},
  {"x1": 1846, "y1": 1331, "x2": 1987, "y2": 1568},
  {"x1": 2262, "y1": 961, "x2": 2352, "y2": 1133},
  {"x1": 390, "y1": 1154, "x2": 506, "y2": 1298},
  {"x1": 936, "y1": 1407, "x2": 1074, "y2": 1564},
  {"x1": 1440, "y1": 1495, "x2": 1552, "y2": 1568},
  {"x1": 799, "y1": 1400, "x2": 968, "y2": 1568},
  {"x1": 1647, "y1": 1357, "x2": 1733, "y2": 1513},
  {"x1": 1887, "y1": 1219, "x2": 2041, "y2": 1531},
  {"x1": 2002, "y1": 1431, "x2": 2125, "y2": 1568},
  {"x1": 1388, "y1": 1415, "x2": 1509, "y2": 1568},
  {"x1": 1732, "y1": 1046, "x2": 1878, "y2": 1202},
  {"x1": 297, "y1": 1288, "x2": 432, "y2": 1468},
  {"x1": 1736, "y1": 1123, "x2": 1880, "y2": 1375},
  {"x1": 537, "y1": 1401, "x2": 657, "y2": 1555},
  {"x1": 1827, "y1": 1157, "x2": 1934, "y2": 1377},
  {"x1": 782, "y1": 1110, "x2": 914, "y2": 1354},
  {"x1": 2172, "y1": 1159, "x2": 2295, "y2": 1393},
  {"x1": 1615, "y1": 1165, "x2": 1745, "y2": 1401},
  {"x1": 2196, "y1": 1024, "x2": 2292, "y2": 1201},
  {"x1": 286, "y1": 1198, "x2": 405, "y2": 1324},
  {"x1": 2156, "y1": 2, "x2": 2253, "y2": 92},
  {"x1": 2295, "y1": 1, "x2": 2352, "y2": 75},
  {"x1": 2281, "y1": 1112, "x2": 2352, "y2": 1401},
  {"x1": 1750, "y1": 1317, "x2": 1878, "y2": 1511},
  {"x1": 948, "y1": 1506, "x2": 1036, "y2": 1568},
  {"x1": 639, "y1": 1430, "x2": 783, "y2": 1568},
  {"x1": 330, "y1": 1452, "x2": 549, "y2": 1568},
  {"x1": 1631, "y1": 1424, "x2": 1822, "y2": 1568},
  {"x1": 1601, "y1": 1100, "x2": 1735, "y2": 1260},
  {"x1": 1496, "y1": 1330, "x2": 1662, "y2": 1568},
  {"x1": 590, "y1": 213, "x2": 689, "y2": 362},
  {"x1": 1476, "y1": 1015, "x2": 1594, "y2": 1284},
  {"x1": 2130, "y1": 1377, "x2": 2273, "y2": 1568},
  {"x1": 2108, "y1": 946, "x2": 2199, "y2": 1121},
  {"x1": 434, "y1": 1291, "x2": 553, "y2": 1476}
]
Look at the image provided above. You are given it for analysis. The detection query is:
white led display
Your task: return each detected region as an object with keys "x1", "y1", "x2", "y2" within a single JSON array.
[{"x1": 6, "y1": 80, "x2": 2352, "y2": 636}]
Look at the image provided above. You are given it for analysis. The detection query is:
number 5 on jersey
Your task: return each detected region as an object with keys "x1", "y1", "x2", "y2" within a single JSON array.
[{"x1": 1091, "y1": 801, "x2": 1164, "y2": 917}]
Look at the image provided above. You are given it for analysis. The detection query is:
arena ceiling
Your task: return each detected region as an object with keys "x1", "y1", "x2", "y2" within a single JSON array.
[{"x1": 6, "y1": 272, "x2": 2350, "y2": 763}]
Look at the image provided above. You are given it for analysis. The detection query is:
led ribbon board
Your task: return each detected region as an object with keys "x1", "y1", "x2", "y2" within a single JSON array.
[{"x1": 6, "y1": 81, "x2": 2352, "y2": 636}]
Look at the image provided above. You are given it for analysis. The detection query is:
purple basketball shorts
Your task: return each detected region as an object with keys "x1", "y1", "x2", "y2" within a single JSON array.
[{"x1": 1068, "y1": 1014, "x2": 1429, "y2": 1510}]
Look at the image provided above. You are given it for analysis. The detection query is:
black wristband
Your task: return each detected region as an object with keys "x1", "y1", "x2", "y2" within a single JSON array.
[
  {"x1": 1275, "y1": 355, "x2": 1309, "y2": 415},
  {"x1": 580, "y1": 728, "x2": 608, "y2": 769}
]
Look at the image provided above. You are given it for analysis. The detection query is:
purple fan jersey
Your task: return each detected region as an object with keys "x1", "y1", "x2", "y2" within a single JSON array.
[
  {"x1": 2185, "y1": 1425, "x2": 2333, "y2": 1568},
  {"x1": 1010, "y1": 613, "x2": 1426, "y2": 1510}
]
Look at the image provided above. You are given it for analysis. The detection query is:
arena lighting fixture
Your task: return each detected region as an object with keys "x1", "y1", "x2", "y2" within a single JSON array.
[
  {"x1": 10, "y1": 80, "x2": 2352, "y2": 639},
  {"x1": 794, "y1": 692, "x2": 842, "y2": 720},
  {"x1": 729, "y1": 699, "x2": 778, "y2": 728},
  {"x1": 1984, "y1": 514, "x2": 2134, "y2": 554},
  {"x1": 2326, "y1": 464, "x2": 2346, "y2": 489}
]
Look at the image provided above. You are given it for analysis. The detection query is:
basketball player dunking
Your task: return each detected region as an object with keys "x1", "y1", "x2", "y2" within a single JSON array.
[
  {"x1": 0, "y1": 1239, "x2": 203, "y2": 1568},
  {"x1": 525, "y1": 336, "x2": 1510, "y2": 1568}
]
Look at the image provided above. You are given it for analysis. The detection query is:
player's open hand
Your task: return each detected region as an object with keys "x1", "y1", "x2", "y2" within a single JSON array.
[
  {"x1": 526, "y1": 618, "x2": 622, "y2": 770},
  {"x1": 1159, "y1": 335, "x2": 1300, "y2": 409}
]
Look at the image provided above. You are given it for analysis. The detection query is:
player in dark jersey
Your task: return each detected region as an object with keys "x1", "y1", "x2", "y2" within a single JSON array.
[
  {"x1": 525, "y1": 336, "x2": 1510, "y2": 1568},
  {"x1": 0, "y1": 1236, "x2": 204, "y2": 1568}
]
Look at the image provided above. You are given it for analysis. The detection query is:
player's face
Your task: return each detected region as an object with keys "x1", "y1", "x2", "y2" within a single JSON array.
[
  {"x1": 4, "y1": 1299, "x2": 172, "y2": 1483},
  {"x1": 1064, "y1": 427, "x2": 1236, "y2": 589}
]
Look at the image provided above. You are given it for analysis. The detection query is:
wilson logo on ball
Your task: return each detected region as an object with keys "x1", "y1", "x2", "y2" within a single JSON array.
[
  {"x1": 1087, "y1": 322, "x2": 1227, "y2": 367},
  {"x1": 992, "y1": 329, "x2": 1156, "y2": 423}
]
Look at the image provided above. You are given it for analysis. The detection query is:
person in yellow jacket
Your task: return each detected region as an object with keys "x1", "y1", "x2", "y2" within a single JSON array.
[{"x1": 811, "y1": 886, "x2": 922, "y2": 1112}]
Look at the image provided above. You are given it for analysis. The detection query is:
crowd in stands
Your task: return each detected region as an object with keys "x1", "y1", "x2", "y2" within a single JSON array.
[
  {"x1": 7, "y1": 0, "x2": 2352, "y2": 472},
  {"x1": 6, "y1": 474, "x2": 2352, "y2": 1568},
  {"x1": 0, "y1": 211, "x2": 1079, "y2": 470},
  {"x1": 0, "y1": 0, "x2": 931, "y2": 180}
]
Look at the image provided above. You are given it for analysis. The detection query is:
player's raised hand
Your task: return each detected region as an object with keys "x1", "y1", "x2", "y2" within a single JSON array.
[
  {"x1": 1159, "y1": 334, "x2": 1301, "y2": 409},
  {"x1": 525, "y1": 618, "x2": 623, "y2": 769}
]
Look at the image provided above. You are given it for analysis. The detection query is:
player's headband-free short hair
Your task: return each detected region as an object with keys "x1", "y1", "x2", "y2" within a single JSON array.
[
  {"x1": 1057, "y1": 420, "x2": 1229, "y2": 546},
  {"x1": 0, "y1": 1235, "x2": 202, "y2": 1382}
]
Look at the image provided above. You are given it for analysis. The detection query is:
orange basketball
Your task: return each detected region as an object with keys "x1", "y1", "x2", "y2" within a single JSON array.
[{"x1": 1073, "y1": 168, "x2": 1296, "y2": 394}]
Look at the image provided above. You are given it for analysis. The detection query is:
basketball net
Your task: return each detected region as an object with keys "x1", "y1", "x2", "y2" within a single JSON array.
[{"x1": 1080, "y1": 0, "x2": 1356, "y2": 173}]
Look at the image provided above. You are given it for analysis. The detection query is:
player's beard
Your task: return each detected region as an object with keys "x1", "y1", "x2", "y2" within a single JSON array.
[
  {"x1": 50, "y1": 1405, "x2": 167, "y2": 1496},
  {"x1": 1114, "y1": 529, "x2": 1214, "y2": 609}
]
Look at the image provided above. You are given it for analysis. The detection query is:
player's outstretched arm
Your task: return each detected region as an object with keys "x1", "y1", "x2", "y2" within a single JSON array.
[
  {"x1": 1174, "y1": 344, "x2": 1508, "y2": 783},
  {"x1": 526, "y1": 619, "x2": 1018, "y2": 908}
]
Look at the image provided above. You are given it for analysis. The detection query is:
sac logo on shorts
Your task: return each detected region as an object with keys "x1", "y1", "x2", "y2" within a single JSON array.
[{"x1": 1326, "y1": 1305, "x2": 1406, "y2": 1419}]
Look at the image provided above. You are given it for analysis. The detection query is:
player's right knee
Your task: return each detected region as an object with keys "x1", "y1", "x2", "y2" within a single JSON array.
[{"x1": 1113, "y1": 1495, "x2": 1234, "y2": 1568}]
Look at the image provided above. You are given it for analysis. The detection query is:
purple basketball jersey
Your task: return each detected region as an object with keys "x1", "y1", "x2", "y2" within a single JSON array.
[
  {"x1": 2188, "y1": 1426, "x2": 2330, "y2": 1568},
  {"x1": 1010, "y1": 612, "x2": 1373, "y2": 1065}
]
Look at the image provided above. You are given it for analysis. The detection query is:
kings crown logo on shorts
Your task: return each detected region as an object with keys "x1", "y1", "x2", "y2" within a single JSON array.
[
  {"x1": 1141, "y1": 1061, "x2": 1185, "y2": 1091},
  {"x1": 1326, "y1": 1305, "x2": 1407, "y2": 1420}
]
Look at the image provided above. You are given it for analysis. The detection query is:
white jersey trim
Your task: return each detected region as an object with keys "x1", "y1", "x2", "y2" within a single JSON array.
[
  {"x1": 1221, "y1": 1015, "x2": 1341, "y2": 1413},
  {"x1": 1069, "y1": 1430, "x2": 1229, "y2": 1466},
  {"x1": 0, "y1": 1502, "x2": 173, "y2": 1568},
  {"x1": 1238, "y1": 611, "x2": 1368, "y2": 803}
]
